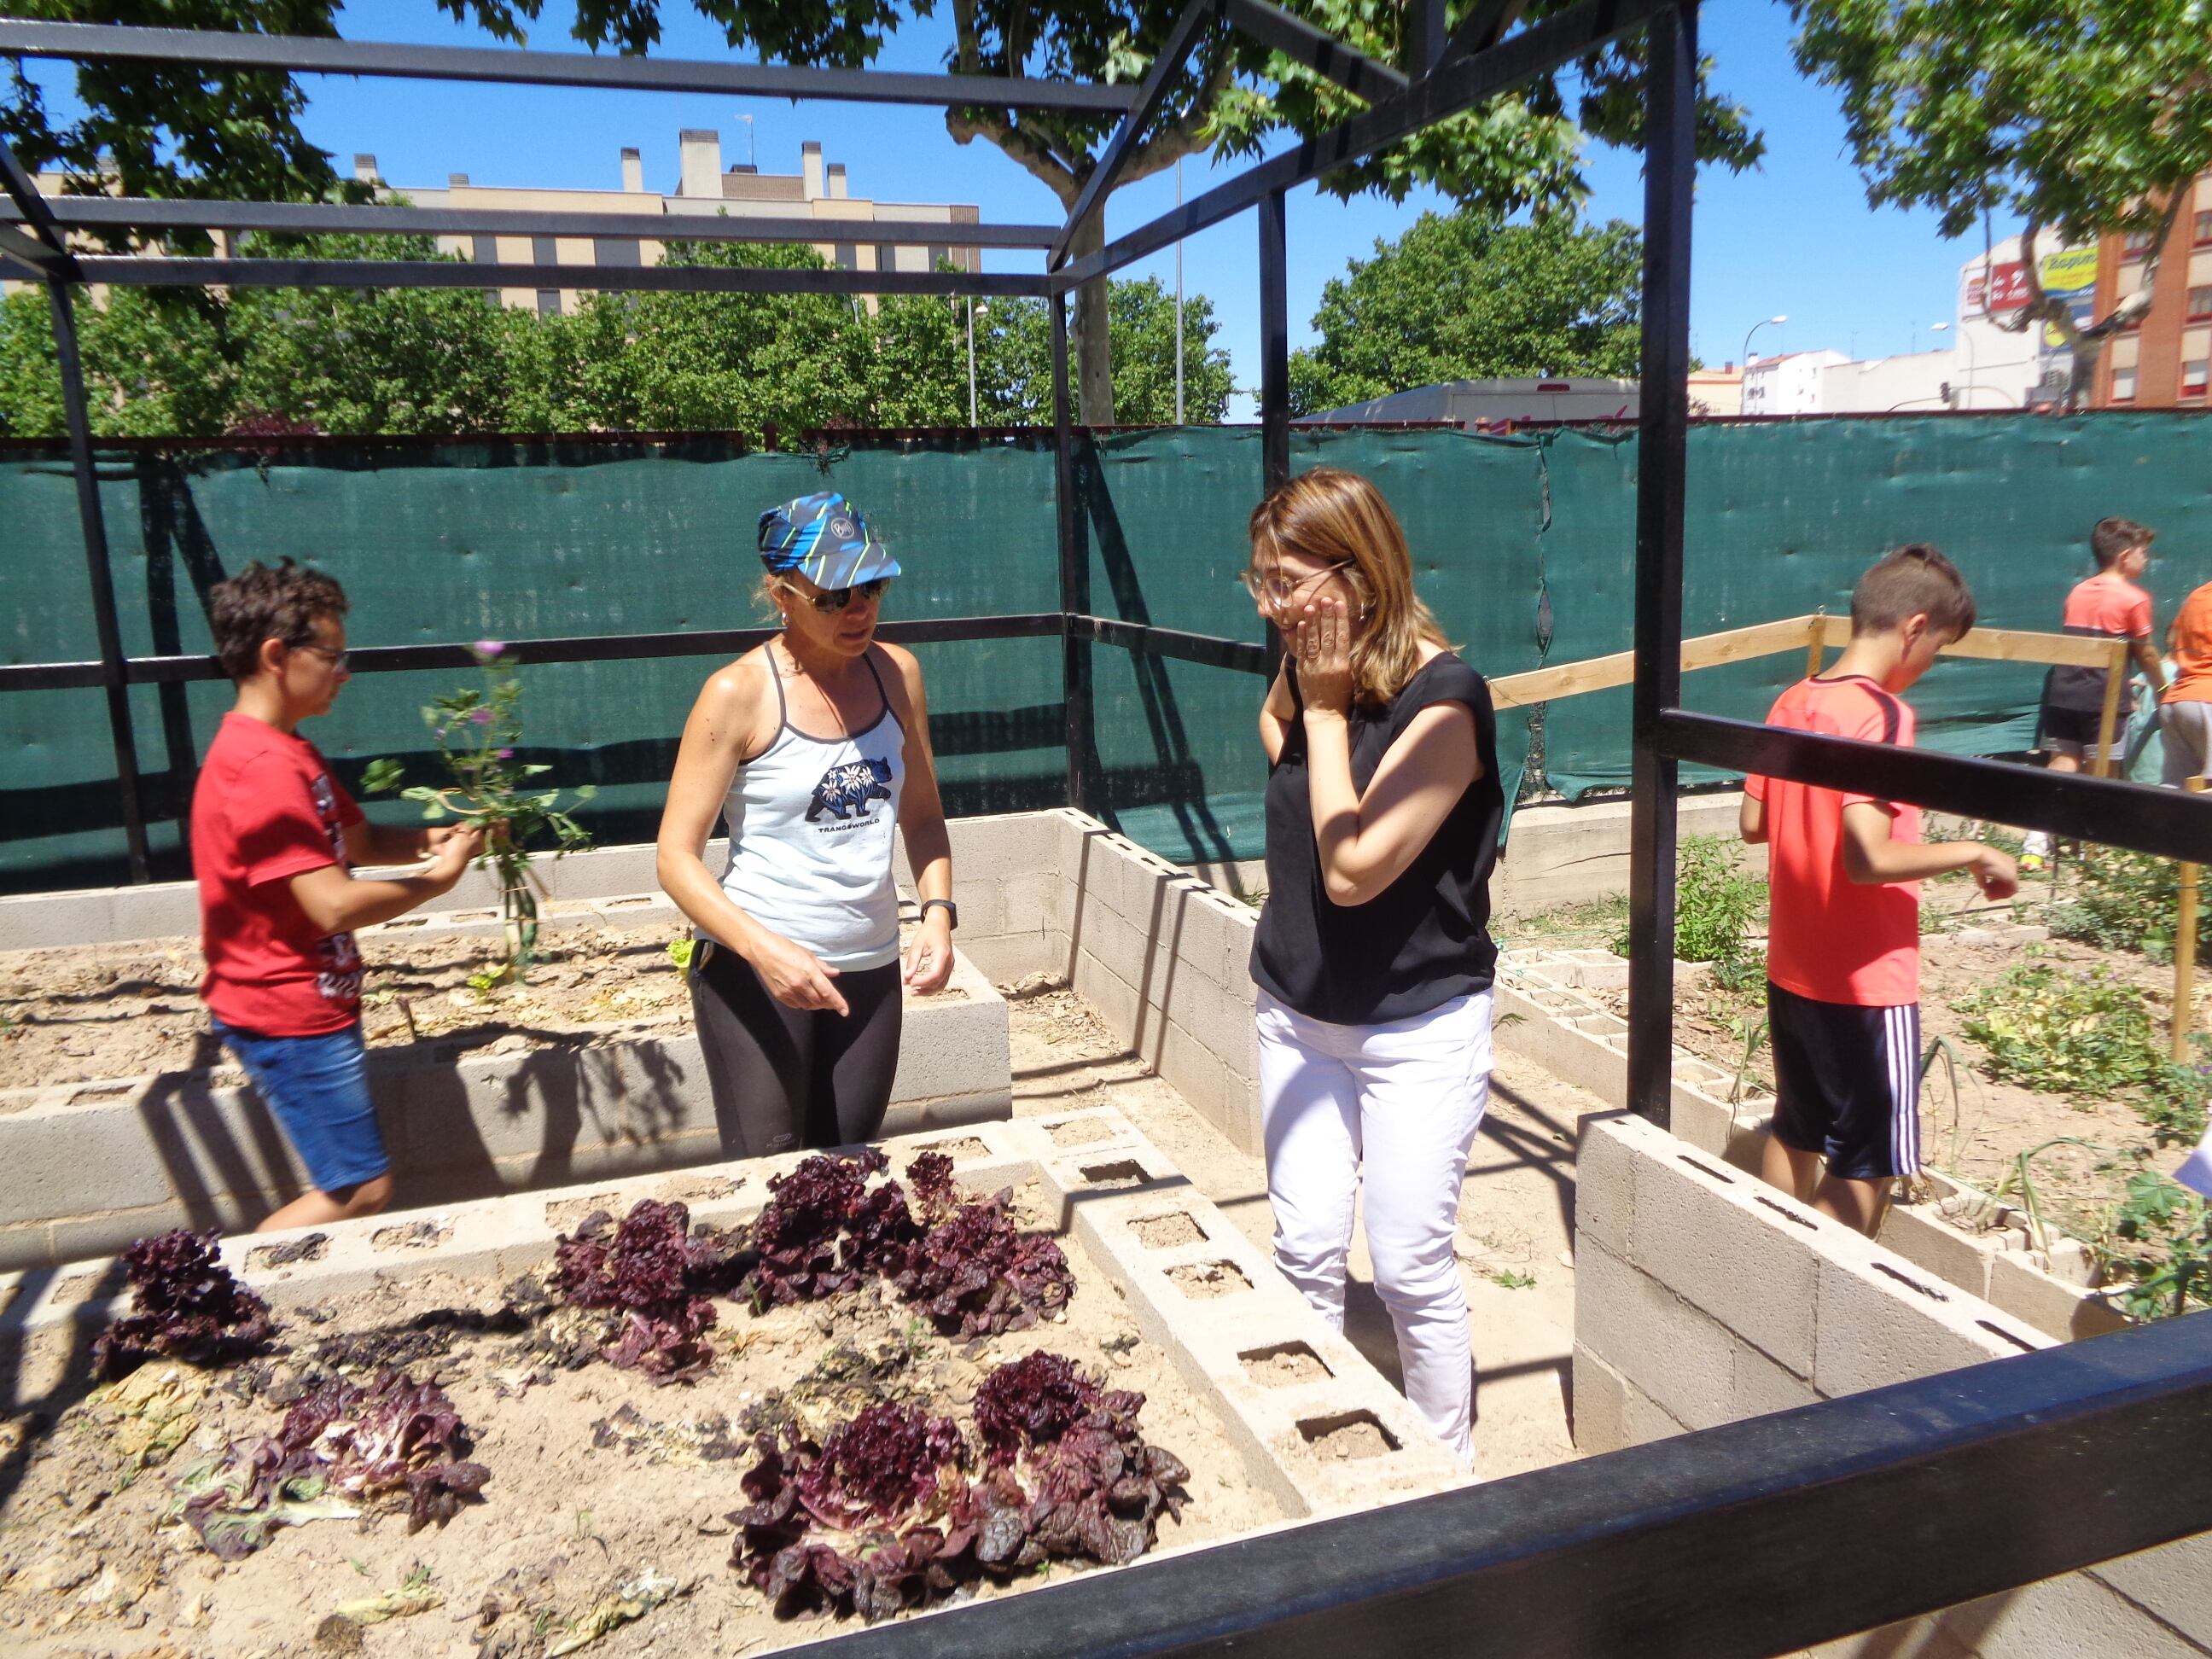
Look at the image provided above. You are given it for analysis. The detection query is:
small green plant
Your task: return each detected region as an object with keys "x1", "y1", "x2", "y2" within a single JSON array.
[
  {"x1": 1488, "y1": 1269, "x2": 1537, "y2": 1290},
  {"x1": 1613, "y1": 835, "x2": 1762, "y2": 974},
  {"x1": 2046, "y1": 845, "x2": 2200, "y2": 965},
  {"x1": 1955, "y1": 963, "x2": 2163, "y2": 1101},
  {"x1": 363, "y1": 641, "x2": 594, "y2": 984},
  {"x1": 666, "y1": 937, "x2": 696, "y2": 974},
  {"x1": 2142, "y1": 1037, "x2": 2212, "y2": 1149},
  {"x1": 2103, "y1": 1161, "x2": 2212, "y2": 1320}
]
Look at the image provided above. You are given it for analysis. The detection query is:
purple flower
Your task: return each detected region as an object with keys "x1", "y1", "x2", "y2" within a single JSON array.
[
  {"x1": 469, "y1": 708, "x2": 494, "y2": 725},
  {"x1": 496, "y1": 748, "x2": 515, "y2": 759},
  {"x1": 473, "y1": 639, "x2": 505, "y2": 659}
]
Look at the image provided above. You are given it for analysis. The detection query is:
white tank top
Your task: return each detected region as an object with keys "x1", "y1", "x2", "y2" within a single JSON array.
[{"x1": 714, "y1": 647, "x2": 906, "y2": 970}]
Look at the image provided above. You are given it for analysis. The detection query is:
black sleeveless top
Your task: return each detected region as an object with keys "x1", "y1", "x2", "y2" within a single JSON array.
[{"x1": 1249, "y1": 650, "x2": 1505, "y2": 1026}]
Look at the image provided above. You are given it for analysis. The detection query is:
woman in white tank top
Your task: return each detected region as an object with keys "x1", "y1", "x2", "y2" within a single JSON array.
[{"x1": 656, "y1": 492, "x2": 958, "y2": 1156}]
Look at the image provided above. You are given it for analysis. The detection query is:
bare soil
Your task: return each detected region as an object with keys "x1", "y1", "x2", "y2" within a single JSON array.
[
  {"x1": 0, "y1": 1179, "x2": 1283, "y2": 1658},
  {"x1": 0, "y1": 917, "x2": 960, "y2": 1097}
]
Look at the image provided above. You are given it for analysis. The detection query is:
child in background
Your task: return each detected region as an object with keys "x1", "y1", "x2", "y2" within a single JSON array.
[
  {"x1": 2021, "y1": 517, "x2": 2166, "y2": 867},
  {"x1": 193, "y1": 561, "x2": 481, "y2": 1231},
  {"x1": 2159, "y1": 578, "x2": 2212, "y2": 786},
  {"x1": 1741, "y1": 546, "x2": 2018, "y2": 1236}
]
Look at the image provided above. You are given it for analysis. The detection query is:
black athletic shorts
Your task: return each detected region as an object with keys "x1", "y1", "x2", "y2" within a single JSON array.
[
  {"x1": 1766, "y1": 981, "x2": 1922, "y2": 1181},
  {"x1": 2036, "y1": 702, "x2": 2104, "y2": 758}
]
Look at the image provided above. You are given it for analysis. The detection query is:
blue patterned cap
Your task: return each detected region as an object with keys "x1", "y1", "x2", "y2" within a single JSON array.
[{"x1": 757, "y1": 492, "x2": 900, "y2": 591}]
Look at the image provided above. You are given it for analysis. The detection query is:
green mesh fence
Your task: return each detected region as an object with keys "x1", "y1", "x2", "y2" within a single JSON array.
[{"x1": 3, "y1": 415, "x2": 2206, "y2": 894}]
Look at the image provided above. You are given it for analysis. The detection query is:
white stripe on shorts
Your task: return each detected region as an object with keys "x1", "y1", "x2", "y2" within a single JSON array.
[{"x1": 1885, "y1": 1004, "x2": 1920, "y2": 1177}]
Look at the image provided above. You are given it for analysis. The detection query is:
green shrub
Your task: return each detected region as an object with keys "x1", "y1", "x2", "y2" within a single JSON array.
[
  {"x1": 2046, "y1": 846, "x2": 2202, "y2": 965},
  {"x1": 2104, "y1": 1163, "x2": 2212, "y2": 1320},
  {"x1": 2144, "y1": 1038, "x2": 2212, "y2": 1149},
  {"x1": 1956, "y1": 964, "x2": 2163, "y2": 1100},
  {"x1": 1611, "y1": 835, "x2": 1763, "y2": 968}
]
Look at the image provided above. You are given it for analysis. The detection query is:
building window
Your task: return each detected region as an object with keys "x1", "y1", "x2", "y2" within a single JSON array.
[
  {"x1": 536, "y1": 288, "x2": 562, "y2": 317},
  {"x1": 834, "y1": 243, "x2": 857, "y2": 271},
  {"x1": 2185, "y1": 359, "x2": 2210, "y2": 396},
  {"x1": 2122, "y1": 229, "x2": 2157, "y2": 256},
  {"x1": 2110, "y1": 366, "x2": 2137, "y2": 403},
  {"x1": 593, "y1": 238, "x2": 642, "y2": 267},
  {"x1": 472, "y1": 235, "x2": 498, "y2": 264},
  {"x1": 2191, "y1": 286, "x2": 2212, "y2": 321},
  {"x1": 533, "y1": 236, "x2": 559, "y2": 265},
  {"x1": 927, "y1": 243, "x2": 951, "y2": 272},
  {"x1": 2197, "y1": 211, "x2": 2212, "y2": 247}
]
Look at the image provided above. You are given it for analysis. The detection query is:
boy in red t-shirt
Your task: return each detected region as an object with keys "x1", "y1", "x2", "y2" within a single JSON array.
[
  {"x1": 193, "y1": 561, "x2": 481, "y2": 1231},
  {"x1": 2022, "y1": 516, "x2": 2166, "y2": 866},
  {"x1": 1742, "y1": 546, "x2": 2018, "y2": 1235}
]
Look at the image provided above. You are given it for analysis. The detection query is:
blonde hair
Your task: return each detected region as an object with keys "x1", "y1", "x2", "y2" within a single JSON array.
[{"x1": 1248, "y1": 467, "x2": 1447, "y2": 705}]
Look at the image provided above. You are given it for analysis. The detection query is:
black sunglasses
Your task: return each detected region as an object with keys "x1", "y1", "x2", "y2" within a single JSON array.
[{"x1": 796, "y1": 577, "x2": 892, "y2": 614}]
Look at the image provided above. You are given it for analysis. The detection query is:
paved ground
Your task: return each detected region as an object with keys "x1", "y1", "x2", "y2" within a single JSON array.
[{"x1": 1004, "y1": 986, "x2": 1615, "y2": 1477}]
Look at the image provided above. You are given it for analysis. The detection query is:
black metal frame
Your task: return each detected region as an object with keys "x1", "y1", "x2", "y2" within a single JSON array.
[{"x1": 8, "y1": 10, "x2": 2212, "y2": 1644}]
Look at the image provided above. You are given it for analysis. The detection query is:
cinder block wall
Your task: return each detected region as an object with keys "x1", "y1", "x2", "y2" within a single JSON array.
[{"x1": 1576, "y1": 1112, "x2": 2211, "y2": 1656}]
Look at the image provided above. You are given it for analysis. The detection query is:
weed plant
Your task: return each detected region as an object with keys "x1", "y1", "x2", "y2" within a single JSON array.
[
  {"x1": 2046, "y1": 845, "x2": 2202, "y2": 965},
  {"x1": 2103, "y1": 1159, "x2": 2212, "y2": 1320},
  {"x1": 1955, "y1": 964, "x2": 2163, "y2": 1101},
  {"x1": 1611, "y1": 834, "x2": 1764, "y2": 975}
]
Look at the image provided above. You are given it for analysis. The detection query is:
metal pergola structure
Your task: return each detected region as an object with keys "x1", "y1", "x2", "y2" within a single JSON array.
[{"x1": 4, "y1": 7, "x2": 2211, "y2": 1648}]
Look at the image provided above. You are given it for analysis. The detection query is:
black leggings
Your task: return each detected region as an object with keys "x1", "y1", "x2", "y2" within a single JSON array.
[{"x1": 689, "y1": 940, "x2": 904, "y2": 1158}]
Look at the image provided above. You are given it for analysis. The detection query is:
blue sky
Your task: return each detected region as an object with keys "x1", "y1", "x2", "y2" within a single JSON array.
[{"x1": 23, "y1": 0, "x2": 2011, "y2": 415}]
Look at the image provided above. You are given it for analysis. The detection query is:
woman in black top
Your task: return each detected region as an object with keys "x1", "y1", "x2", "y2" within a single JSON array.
[{"x1": 1245, "y1": 467, "x2": 1504, "y2": 1467}]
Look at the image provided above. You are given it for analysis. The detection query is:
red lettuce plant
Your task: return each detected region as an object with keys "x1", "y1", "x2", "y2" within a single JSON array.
[
  {"x1": 550, "y1": 1198, "x2": 738, "y2": 1382},
  {"x1": 93, "y1": 1228, "x2": 276, "y2": 1379},
  {"x1": 731, "y1": 1354, "x2": 1188, "y2": 1623},
  {"x1": 746, "y1": 1149, "x2": 899, "y2": 1308},
  {"x1": 172, "y1": 1370, "x2": 488, "y2": 1560},
  {"x1": 893, "y1": 1193, "x2": 1074, "y2": 1339}
]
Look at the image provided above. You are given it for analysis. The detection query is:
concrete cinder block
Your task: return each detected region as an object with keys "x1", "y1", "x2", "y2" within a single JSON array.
[
  {"x1": 1628, "y1": 1134, "x2": 1818, "y2": 1377},
  {"x1": 1574, "y1": 1114, "x2": 1639, "y2": 1261},
  {"x1": 1621, "y1": 1380, "x2": 1691, "y2": 1446},
  {"x1": 1159, "y1": 1019, "x2": 1231, "y2": 1128},
  {"x1": 1069, "y1": 950, "x2": 1142, "y2": 1045},
  {"x1": 2086, "y1": 1530, "x2": 2212, "y2": 1649},
  {"x1": 1876, "y1": 1202, "x2": 1996, "y2": 1301},
  {"x1": 1569, "y1": 1341, "x2": 1630, "y2": 1454},
  {"x1": 1575, "y1": 1239, "x2": 1738, "y2": 1431},
  {"x1": 1936, "y1": 1563, "x2": 2212, "y2": 1659},
  {"x1": 1731, "y1": 1339, "x2": 1820, "y2": 1421},
  {"x1": 1812, "y1": 1245, "x2": 2051, "y2": 1399},
  {"x1": 1165, "y1": 887, "x2": 1231, "y2": 992},
  {"x1": 1668, "y1": 1090, "x2": 1738, "y2": 1157},
  {"x1": 1985, "y1": 1249, "x2": 2129, "y2": 1342}
]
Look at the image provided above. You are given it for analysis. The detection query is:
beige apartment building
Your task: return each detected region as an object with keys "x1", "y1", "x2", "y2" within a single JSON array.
[{"x1": 7, "y1": 133, "x2": 981, "y2": 312}]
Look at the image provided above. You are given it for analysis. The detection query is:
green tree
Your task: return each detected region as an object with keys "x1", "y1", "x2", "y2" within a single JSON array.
[
  {"x1": 0, "y1": 286, "x2": 231, "y2": 435},
  {"x1": 1791, "y1": 0, "x2": 2212, "y2": 406},
  {"x1": 9, "y1": 2, "x2": 1761, "y2": 424},
  {"x1": 1287, "y1": 211, "x2": 1643, "y2": 414}
]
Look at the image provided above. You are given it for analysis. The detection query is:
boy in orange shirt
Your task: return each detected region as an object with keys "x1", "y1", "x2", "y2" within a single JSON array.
[
  {"x1": 2159, "y1": 578, "x2": 2212, "y2": 785},
  {"x1": 2021, "y1": 516, "x2": 2165, "y2": 865},
  {"x1": 1742, "y1": 546, "x2": 2018, "y2": 1235}
]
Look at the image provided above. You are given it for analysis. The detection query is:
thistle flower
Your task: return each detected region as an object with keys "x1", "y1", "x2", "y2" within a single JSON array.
[
  {"x1": 473, "y1": 639, "x2": 505, "y2": 660},
  {"x1": 469, "y1": 708, "x2": 494, "y2": 725},
  {"x1": 497, "y1": 747, "x2": 515, "y2": 760}
]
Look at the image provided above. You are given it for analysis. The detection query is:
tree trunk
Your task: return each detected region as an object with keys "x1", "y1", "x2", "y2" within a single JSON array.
[{"x1": 1067, "y1": 212, "x2": 1114, "y2": 424}]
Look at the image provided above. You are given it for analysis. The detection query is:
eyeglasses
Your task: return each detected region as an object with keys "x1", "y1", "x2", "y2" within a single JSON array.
[
  {"x1": 294, "y1": 643, "x2": 350, "y2": 671},
  {"x1": 1237, "y1": 560, "x2": 1353, "y2": 608},
  {"x1": 789, "y1": 577, "x2": 892, "y2": 614}
]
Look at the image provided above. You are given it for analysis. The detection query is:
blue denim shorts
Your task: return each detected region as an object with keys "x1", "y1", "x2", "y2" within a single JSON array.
[{"x1": 212, "y1": 1018, "x2": 389, "y2": 1196}]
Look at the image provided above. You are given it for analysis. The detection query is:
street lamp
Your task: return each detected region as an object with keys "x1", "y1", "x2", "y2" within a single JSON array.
[
  {"x1": 1743, "y1": 314, "x2": 1787, "y2": 365},
  {"x1": 967, "y1": 299, "x2": 988, "y2": 427}
]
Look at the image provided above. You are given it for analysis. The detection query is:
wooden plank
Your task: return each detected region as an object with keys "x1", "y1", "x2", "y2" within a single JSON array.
[
  {"x1": 2178, "y1": 776, "x2": 2204, "y2": 1062},
  {"x1": 2093, "y1": 638, "x2": 2128, "y2": 778},
  {"x1": 1941, "y1": 624, "x2": 2126, "y2": 670},
  {"x1": 1806, "y1": 614, "x2": 1825, "y2": 680}
]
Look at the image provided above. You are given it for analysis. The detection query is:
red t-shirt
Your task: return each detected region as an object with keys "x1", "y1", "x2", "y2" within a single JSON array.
[
  {"x1": 191, "y1": 713, "x2": 366, "y2": 1035},
  {"x1": 1745, "y1": 676, "x2": 1922, "y2": 1008},
  {"x1": 2061, "y1": 573, "x2": 2153, "y2": 641}
]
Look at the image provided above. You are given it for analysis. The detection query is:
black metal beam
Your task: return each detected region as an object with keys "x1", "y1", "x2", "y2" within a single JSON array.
[
  {"x1": 44, "y1": 276, "x2": 150, "y2": 884},
  {"x1": 0, "y1": 20, "x2": 1140, "y2": 112},
  {"x1": 1056, "y1": 0, "x2": 1671, "y2": 289},
  {"x1": 1222, "y1": 0, "x2": 1407, "y2": 107},
  {"x1": 0, "y1": 220, "x2": 65, "y2": 273},
  {"x1": 76, "y1": 255, "x2": 1052, "y2": 299},
  {"x1": 1406, "y1": 0, "x2": 1450, "y2": 74},
  {"x1": 1625, "y1": 1, "x2": 1695, "y2": 1129},
  {"x1": 784, "y1": 1313, "x2": 2212, "y2": 1659},
  {"x1": 1051, "y1": 295, "x2": 1091, "y2": 815},
  {"x1": 0, "y1": 134, "x2": 74, "y2": 273},
  {"x1": 17, "y1": 195, "x2": 1061, "y2": 250},
  {"x1": 1444, "y1": 0, "x2": 1531, "y2": 61},
  {"x1": 1659, "y1": 710, "x2": 2212, "y2": 868},
  {"x1": 1258, "y1": 187, "x2": 1289, "y2": 492},
  {"x1": 1051, "y1": 0, "x2": 1220, "y2": 268},
  {"x1": 1074, "y1": 615, "x2": 1271, "y2": 676}
]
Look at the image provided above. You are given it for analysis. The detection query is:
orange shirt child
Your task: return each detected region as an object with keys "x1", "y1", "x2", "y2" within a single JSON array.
[
  {"x1": 2165, "y1": 580, "x2": 2212, "y2": 706},
  {"x1": 1745, "y1": 675, "x2": 1922, "y2": 1007}
]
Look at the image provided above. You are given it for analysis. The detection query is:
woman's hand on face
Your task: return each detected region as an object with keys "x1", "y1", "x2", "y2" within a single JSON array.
[
  {"x1": 903, "y1": 914, "x2": 955, "y2": 995},
  {"x1": 750, "y1": 931, "x2": 850, "y2": 1016},
  {"x1": 1293, "y1": 594, "x2": 1354, "y2": 717}
]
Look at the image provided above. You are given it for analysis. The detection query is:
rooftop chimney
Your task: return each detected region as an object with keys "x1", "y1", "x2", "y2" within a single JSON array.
[
  {"x1": 447, "y1": 172, "x2": 469, "y2": 188},
  {"x1": 678, "y1": 130, "x2": 721, "y2": 198},
  {"x1": 827, "y1": 162, "x2": 847, "y2": 201},
  {"x1": 801, "y1": 141, "x2": 824, "y2": 201},
  {"x1": 620, "y1": 147, "x2": 643, "y2": 193},
  {"x1": 352, "y1": 154, "x2": 379, "y2": 183}
]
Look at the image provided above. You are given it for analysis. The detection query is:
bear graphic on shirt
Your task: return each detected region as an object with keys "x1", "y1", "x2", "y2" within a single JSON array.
[{"x1": 807, "y1": 756, "x2": 894, "y2": 823}]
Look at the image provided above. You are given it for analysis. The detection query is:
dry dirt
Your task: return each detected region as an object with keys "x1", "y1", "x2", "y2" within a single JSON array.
[
  {"x1": 0, "y1": 1172, "x2": 1282, "y2": 1658},
  {"x1": 0, "y1": 918, "x2": 960, "y2": 1096}
]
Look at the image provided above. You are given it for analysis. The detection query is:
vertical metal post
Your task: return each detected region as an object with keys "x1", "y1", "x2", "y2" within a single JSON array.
[
  {"x1": 47, "y1": 275, "x2": 152, "y2": 884},
  {"x1": 1259, "y1": 188, "x2": 1289, "y2": 492},
  {"x1": 1051, "y1": 292, "x2": 1091, "y2": 813},
  {"x1": 2176, "y1": 775, "x2": 2204, "y2": 1063},
  {"x1": 1407, "y1": 0, "x2": 1450, "y2": 73},
  {"x1": 1174, "y1": 156, "x2": 1185, "y2": 426},
  {"x1": 1626, "y1": 1, "x2": 1697, "y2": 1126}
]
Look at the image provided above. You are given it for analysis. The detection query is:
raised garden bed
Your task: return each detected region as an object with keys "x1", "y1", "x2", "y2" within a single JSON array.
[{"x1": 0, "y1": 1112, "x2": 1465, "y2": 1656}]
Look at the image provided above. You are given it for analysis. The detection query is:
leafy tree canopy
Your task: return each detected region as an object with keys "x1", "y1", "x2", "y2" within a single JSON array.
[{"x1": 1288, "y1": 211, "x2": 1642, "y2": 415}]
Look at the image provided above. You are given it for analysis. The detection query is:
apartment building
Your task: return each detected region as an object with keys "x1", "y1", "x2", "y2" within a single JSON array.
[{"x1": 2089, "y1": 169, "x2": 2212, "y2": 408}]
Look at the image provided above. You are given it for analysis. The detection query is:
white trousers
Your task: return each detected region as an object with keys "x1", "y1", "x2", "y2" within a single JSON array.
[{"x1": 1256, "y1": 987, "x2": 1493, "y2": 1464}]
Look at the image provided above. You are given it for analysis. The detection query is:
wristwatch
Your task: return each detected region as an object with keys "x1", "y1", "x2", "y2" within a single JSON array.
[{"x1": 919, "y1": 899, "x2": 959, "y2": 931}]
